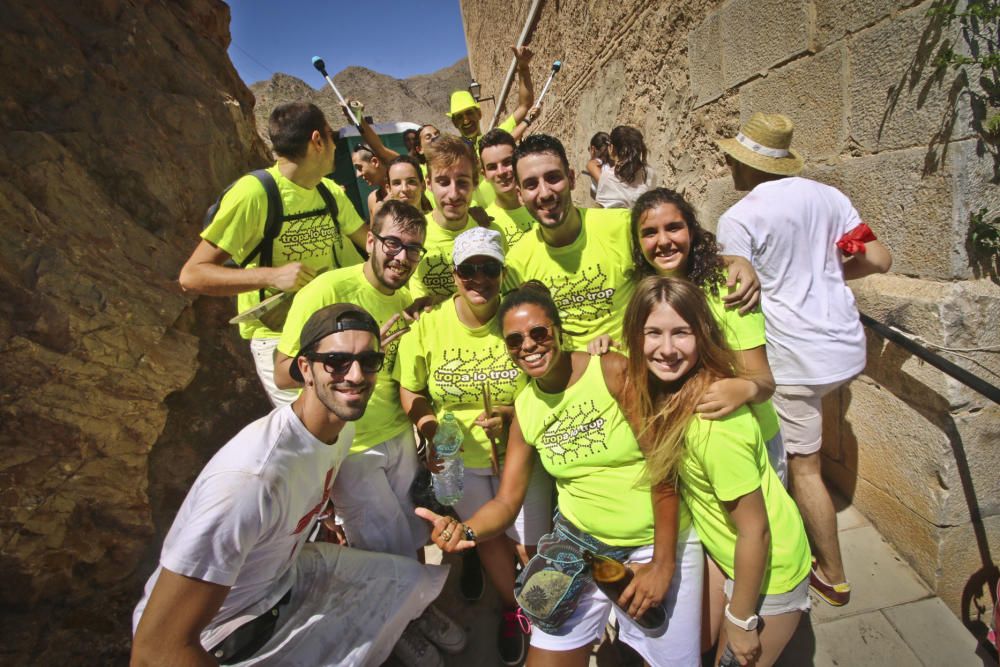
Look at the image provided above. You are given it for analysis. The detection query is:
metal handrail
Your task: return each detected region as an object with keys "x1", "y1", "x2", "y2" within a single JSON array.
[{"x1": 860, "y1": 312, "x2": 1000, "y2": 404}]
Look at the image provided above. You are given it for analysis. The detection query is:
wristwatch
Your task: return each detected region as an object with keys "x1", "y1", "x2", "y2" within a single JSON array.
[
  {"x1": 724, "y1": 603, "x2": 760, "y2": 631},
  {"x1": 461, "y1": 523, "x2": 477, "y2": 543}
]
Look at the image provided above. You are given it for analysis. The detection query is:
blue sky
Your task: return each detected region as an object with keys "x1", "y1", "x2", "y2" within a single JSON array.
[{"x1": 226, "y1": 0, "x2": 470, "y2": 85}]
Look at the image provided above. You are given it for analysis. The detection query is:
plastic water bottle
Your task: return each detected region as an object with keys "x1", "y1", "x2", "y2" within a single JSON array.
[{"x1": 431, "y1": 412, "x2": 464, "y2": 506}]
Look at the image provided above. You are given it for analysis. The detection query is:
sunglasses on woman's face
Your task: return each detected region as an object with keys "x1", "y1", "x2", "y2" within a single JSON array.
[
  {"x1": 504, "y1": 325, "x2": 553, "y2": 350},
  {"x1": 455, "y1": 261, "x2": 503, "y2": 280},
  {"x1": 303, "y1": 350, "x2": 385, "y2": 376}
]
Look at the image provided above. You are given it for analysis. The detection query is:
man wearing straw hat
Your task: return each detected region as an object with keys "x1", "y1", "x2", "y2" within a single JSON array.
[{"x1": 715, "y1": 112, "x2": 892, "y2": 609}]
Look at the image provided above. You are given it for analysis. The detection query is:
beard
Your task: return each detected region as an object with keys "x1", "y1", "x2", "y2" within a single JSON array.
[
  {"x1": 374, "y1": 253, "x2": 413, "y2": 291},
  {"x1": 315, "y1": 379, "x2": 374, "y2": 422}
]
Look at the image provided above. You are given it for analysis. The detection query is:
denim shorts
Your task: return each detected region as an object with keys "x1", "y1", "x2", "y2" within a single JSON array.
[{"x1": 723, "y1": 575, "x2": 811, "y2": 616}]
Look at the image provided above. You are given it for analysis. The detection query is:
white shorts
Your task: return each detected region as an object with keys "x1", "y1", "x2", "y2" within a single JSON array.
[
  {"x1": 772, "y1": 379, "x2": 852, "y2": 456},
  {"x1": 330, "y1": 430, "x2": 430, "y2": 558},
  {"x1": 530, "y1": 528, "x2": 704, "y2": 667},
  {"x1": 452, "y1": 453, "x2": 553, "y2": 546},
  {"x1": 250, "y1": 338, "x2": 298, "y2": 408},
  {"x1": 723, "y1": 575, "x2": 811, "y2": 616},
  {"x1": 235, "y1": 542, "x2": 448, "y2": 666}
]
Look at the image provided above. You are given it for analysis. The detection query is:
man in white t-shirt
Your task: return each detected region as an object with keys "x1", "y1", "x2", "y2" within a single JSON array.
[
  {"x1": 715, "y1": 113, "x2": 892, "y2": 608},
  {"x1": 131, "y1": 304, "x2": 450, "y2": 666}
]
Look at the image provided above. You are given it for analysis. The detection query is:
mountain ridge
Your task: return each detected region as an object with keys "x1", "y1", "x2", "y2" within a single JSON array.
[{"x1": 250, "y1": 58, "x2": 471, "y2": 145}]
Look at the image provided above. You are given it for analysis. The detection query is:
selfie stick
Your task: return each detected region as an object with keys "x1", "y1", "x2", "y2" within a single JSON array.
[
  {"x1": 535, "y1": 60, "x2": 562, "y2": 107},
  {"x1": 312, "y1": 56, "x2": 361, "y2": 129}
]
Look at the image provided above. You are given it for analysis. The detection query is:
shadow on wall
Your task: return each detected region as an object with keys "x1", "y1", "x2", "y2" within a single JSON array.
[
  {"x1": 882, "y1": 0, "x2": 1000, "y2": 284},
  {"x1": 824, "y1": 328, "x2": 999, "y2": 653}
]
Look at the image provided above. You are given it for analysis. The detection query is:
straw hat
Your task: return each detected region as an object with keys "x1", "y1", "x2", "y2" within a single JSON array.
[
  {"x1": 448, "y1": 90, "x2": 480, "y2": 117},
  {"x1": 715, "y1": 112, "x2": 803, "y2": 176}
]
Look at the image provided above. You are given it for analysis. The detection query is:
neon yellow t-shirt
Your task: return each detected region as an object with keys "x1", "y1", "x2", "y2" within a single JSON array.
[
  {"x1": 394, "y1": 296, "x2": 525, "y2": 469},
  {"x1": 471, "y1": 116, "x2": 516, "y2": 208},
  {"x1": 515, "y1": 354, "x2": 689, "y2": 546},
  {"x1": 409, "y1": 213, "x2": 508, "y2": 300},
  {"x1": 202, "y1": 166, "x2": 366, "y2": 340},
  {"x1": 505, "y1": 208, "x2": 634, "y2": 350},
  {"x1": 485, "y1": 202, "x2": 535, "y2": 248},
  {"x1": 278, "y1": 264, "x2": 411, "y2": 453},
  {"x1": 680, "y1": 407, "x2": 811, "y2": 594},
  {"x1": 703, "y1": 286, "x2": 781, "y2": 441}
]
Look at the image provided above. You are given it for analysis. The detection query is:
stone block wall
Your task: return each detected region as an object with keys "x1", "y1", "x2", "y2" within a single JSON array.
[{"x1": 460, "y1": 0, "x2": 999, "y2": 628}]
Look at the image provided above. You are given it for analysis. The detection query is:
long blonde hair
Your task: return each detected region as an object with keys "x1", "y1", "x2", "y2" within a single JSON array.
[{"x1": 622, "y1": 276, "x2": 737, "y2": 486}]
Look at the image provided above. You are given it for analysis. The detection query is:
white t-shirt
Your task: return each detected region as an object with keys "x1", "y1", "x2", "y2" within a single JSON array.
[
  {"x1": 716, "y1": 177, "x2": 866, "y2": 385},
  {"x1": 132, "y1": 405, "x2": 354, "y2": 649},
  {"x1": 595, "y1": 164, "x2": 658, "y2": 209}
]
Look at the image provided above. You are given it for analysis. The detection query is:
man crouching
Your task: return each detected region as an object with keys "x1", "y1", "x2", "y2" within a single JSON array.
[{"x1": 131, "y1": 304, "x2": 448, "y2": 666}]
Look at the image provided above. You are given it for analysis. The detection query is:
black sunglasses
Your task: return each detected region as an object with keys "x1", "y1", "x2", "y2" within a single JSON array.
[
  {"x1": 304, "y1": 350, "x2": 385, "y2": 376},
  {"x1": 504, "y1": 325, "x2": 553, "y2": 350},
  {"x1": 455, "y1": 261, "x2": 503, "y2": 280},
  {"x1": 372, "y1": 231, "x2": 426, "y2": 259}
]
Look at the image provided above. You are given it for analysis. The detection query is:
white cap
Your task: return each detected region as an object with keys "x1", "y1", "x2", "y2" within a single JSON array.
[{"x1": 453, "y1": 227, "x2": 505, "y2": 266}]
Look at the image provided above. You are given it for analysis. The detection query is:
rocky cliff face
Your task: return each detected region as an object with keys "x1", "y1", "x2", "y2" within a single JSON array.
[
  {"x1": 250, "y1": 58, "x2": 472, "y2": 149},
  {"x1": 0, "y1": 0, "x2": 271, "y2": 661}
]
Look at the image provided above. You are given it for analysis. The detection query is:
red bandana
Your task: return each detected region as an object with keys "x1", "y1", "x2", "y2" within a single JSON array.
[{"x1": 836, "y1": 222, "x2": 876, "y2": 255}]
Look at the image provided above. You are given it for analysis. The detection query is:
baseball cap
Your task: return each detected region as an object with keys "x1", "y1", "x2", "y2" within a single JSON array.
[
  {"x1": 290, "y1": 303, "x2": 381, "y2": 382},
  {"x1": 453, "y1": 227, "x2": 505, "y2": 267}
]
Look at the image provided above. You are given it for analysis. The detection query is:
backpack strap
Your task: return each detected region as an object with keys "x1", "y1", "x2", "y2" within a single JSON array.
[
  {"x1": 315, "y1": 181, "x2": 346, "y2": 265},
  {"x1": 315, "y1": 182, "x2": 341, "y2": 236},
  {"x1": 240, "y1": 169, "x2": 283, "y2": 270},
  {"x1": 203, "y1": 169, "x2": 280, "y2": 274}
]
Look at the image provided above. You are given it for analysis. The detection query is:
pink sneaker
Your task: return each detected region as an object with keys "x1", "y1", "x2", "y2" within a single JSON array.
[{"x1": 498, "y1": 607, "x2": 531, "y2": 666}]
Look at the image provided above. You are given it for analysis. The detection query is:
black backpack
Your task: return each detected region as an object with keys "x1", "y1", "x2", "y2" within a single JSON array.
[{"x1": 203, "y1": 169, "x2": 341, "y2": 301}]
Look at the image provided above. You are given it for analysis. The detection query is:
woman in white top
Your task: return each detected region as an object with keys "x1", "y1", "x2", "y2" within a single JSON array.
[
  {"x1": 596, "y1": 125, "x2": 657, "y2": 209},
  {"x1": 584, "y1": 131, "x2": 611, "y2": 201}
]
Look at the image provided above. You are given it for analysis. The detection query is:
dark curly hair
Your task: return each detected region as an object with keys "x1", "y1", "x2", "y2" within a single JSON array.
[
  {"x1": 630, "y1": 188, "x2": 727, "y2": 295},
  {"x1": 609, "y1": 125, "x2": 648, "y2": 185}
]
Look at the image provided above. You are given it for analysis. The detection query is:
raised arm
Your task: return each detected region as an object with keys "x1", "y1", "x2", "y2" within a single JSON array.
[
  {"x1": 130, "y1": 569, "x2": 230, "y2": 667},
  {"x1": 345, "y1": 101, "x2": 401, "y2": 165},
  {"x1": 511, "y1": 105, "x2": 542, "y2": 142},
  {"x1": 179, "y1": 239, "x2": 315, "y2": 297},
  {"x1": 509, "y1": 46, "x2": 535, "y2": 125}
]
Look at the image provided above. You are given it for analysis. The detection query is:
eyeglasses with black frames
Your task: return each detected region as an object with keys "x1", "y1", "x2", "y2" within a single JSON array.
[{"x1": 372, "y1": 231, "x2": 427, "y2": 260}]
